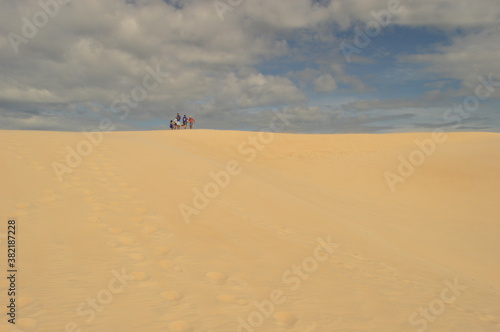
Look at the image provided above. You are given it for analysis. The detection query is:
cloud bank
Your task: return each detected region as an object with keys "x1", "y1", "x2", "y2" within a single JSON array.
[{"x1": 0, "y1": 0, "x2": 499, "y2": 132}]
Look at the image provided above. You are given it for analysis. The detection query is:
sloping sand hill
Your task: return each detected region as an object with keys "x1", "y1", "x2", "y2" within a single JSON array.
[{"x1": 1, "y1": 130, "x2": 499, "y2": 332}]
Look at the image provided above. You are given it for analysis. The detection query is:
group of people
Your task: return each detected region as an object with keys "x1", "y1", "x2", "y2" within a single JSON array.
[{"x1": 170, "y1": 113, "x2": 195, "y2": 130}]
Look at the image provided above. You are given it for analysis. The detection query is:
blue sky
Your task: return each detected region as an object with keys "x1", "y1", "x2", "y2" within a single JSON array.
[{"x1": 0, "y1": 0, "x2": 499, "y2": 133}]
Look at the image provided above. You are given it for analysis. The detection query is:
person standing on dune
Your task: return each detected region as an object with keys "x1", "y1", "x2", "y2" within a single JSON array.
[{"x1": 189, "y1": 116, "x2": 195, "y2": 129}]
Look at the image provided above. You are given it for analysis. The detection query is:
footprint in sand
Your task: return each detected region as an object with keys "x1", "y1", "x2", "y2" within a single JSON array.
[
  {"x1": 168, "y1": 321, "x2": 193, "y2": 332},
  {"x1": 117, "y1": 236, "x2": 135, "y2": 246},
  {"x1": 206, "y1": 272, "x2": 228, "y2": 285},
  {"x1": 108, "y1": 227, "x2": 122, "y2": 234},
  {"x1": 135, "y1": 207, "x2": 149, "y2": 215},
  {"x1": 157, "y1": 260, "x2": 174, "y2": 270},
  {"x1": 130, "y1": 216, "x2": 143, "y2": 223},
  {"x1": 155, "y1": 246, "x2": 170, "y2": 255},
  {"x1": 142, "y1": 225, "x2": 158, "y2": 234},
  {"x1": 161, "y1": 290, "x2": 183, "y2": 302},
  {"x1": 273, "y1": 312, "x2": 298, "y2": 328},
  {"x1": 341, "y1": 264, "x2": 357, "y2": 271}
]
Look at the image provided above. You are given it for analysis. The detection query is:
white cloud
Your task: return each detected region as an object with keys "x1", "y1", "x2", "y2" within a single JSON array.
[
  {"x1": 399, "y1": 28, "x2": 500, "y2": 98},
  {"x1": 395, "y1": 0, "x2": 500, "y2": 28},
  {"x1": 341, "y1": 99, "x2": 422, "y2": 111},
  {"x1": 313, "y1": 74, "x2": 337, "y2": 93}
]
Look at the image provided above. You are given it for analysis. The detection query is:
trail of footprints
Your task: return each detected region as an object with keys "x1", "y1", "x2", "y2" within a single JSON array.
[
  {"x1": 71, "y1": 149, "x2": 233, "y2": 331},
  {"x1": 80, "y1": 150, "x2": 305, "y2": 331}
]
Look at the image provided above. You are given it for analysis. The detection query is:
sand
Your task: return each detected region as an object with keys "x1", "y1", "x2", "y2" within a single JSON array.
[{"x1": 0, "y1": 129, "x2": 499, "y2": 332}]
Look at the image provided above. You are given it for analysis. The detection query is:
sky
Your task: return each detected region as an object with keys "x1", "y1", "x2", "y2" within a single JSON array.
[{"x1": 0, "y1": 0, "x2": 499, "y2": 133}]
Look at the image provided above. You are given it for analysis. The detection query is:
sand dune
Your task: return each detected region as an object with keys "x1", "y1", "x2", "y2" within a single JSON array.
[{"x1": 0, "y1": 130, "x2": 499, "y2": 332}]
